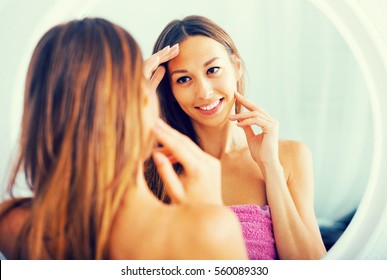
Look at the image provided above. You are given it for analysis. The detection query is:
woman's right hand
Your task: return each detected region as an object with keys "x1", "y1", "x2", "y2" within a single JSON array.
[
  {"x1": 152, "y1": 119, "x2": 223, "y2": 206},
  {"x1": 143, "y1": 44, "x2": 179, "y2": 94}
]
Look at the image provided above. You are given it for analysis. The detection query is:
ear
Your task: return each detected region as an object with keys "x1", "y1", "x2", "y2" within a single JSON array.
[
  {"x1": 141, "y1": 79, "x2": 150, "y2": 107},
  {"x1": 141, "y1": 78, "x2": 160, "y2": 124},
  {"x1": 231, "y1": 54, "x2": 243, "y2": 81},
  {"x1": 142, "y1": 93, "x2": 149, "y2": 106}
]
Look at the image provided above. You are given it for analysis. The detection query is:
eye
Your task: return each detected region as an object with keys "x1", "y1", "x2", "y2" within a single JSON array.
[
  {"x1": 176, "y1": 76, "x2": 191, "y2": 84},
  {"x1": 207, "y1": 66, "x2": 220, "y2": 75}
]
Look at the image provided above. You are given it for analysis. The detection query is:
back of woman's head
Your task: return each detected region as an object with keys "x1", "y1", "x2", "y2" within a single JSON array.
[{"x1": 7, "y1": 17, "x2": 144, "y2": 259}]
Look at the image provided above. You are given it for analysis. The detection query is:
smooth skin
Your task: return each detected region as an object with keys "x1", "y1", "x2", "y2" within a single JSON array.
[
  {"x1": 110, "y1": 47, "x2": 246, "y2": 259},
  {"x1": 0, "y1": 46, "x2": 247, "y2": 260},
  {"x1": 167, "y1": 35, "x2": 326, "y2": 259},
  {"x1": 109, "y1": 119, "x2": 247, "y2": 259}
]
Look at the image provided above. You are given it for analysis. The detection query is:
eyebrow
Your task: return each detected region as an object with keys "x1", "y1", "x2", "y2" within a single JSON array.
[
  {"x1": 204, "y1": 57, "x2": 219, "y2": 67},
  {"x1": 170, "y1": 57, "x2": 220, "y2": 77}
]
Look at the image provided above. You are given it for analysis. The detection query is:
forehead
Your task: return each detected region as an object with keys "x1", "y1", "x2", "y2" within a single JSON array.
[{"x1": 168, "y1": 35, "x2": 230, "y2": 70}]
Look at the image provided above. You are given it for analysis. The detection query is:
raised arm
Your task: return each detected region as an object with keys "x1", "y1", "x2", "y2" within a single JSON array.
[{"x1": 230, "y1": 91, "x2": 326, "y2": 259}]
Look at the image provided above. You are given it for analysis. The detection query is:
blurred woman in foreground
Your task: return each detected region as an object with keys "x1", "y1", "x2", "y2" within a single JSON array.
[{"x1": 0, "y1": 18, "x2": 246, "y2": 259}]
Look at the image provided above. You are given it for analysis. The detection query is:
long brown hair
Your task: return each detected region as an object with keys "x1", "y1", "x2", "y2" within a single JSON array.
[
  {"x1": 145, "y1": 15, "x2": 245, "y2": 202},
  {"x1": 0, "y1": 18, "x2": 145, "y2": 259}
]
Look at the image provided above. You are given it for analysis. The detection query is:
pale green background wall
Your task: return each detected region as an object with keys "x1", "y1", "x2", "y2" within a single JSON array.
[{"x1": 1, "y1": 0, "x2": 385, "y2": 258}]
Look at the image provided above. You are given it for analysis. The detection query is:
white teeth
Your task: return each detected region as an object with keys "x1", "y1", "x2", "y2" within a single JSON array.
[{"x1": 199, "y1": 99, "x2": 220, "y2": 111}]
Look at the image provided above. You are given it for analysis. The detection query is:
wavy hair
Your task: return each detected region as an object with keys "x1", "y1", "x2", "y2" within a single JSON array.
[{"x1": 0, "y1": 18, "x2": 144, "y2": 259}]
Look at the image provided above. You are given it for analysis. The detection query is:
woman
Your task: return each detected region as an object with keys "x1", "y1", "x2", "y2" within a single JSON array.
[
  {"x1": 0, "y1": 18, "x2": 247, "y2": 260},
  {"x1": 146, "y1": 15, "x2": 327, "y2": 260}
]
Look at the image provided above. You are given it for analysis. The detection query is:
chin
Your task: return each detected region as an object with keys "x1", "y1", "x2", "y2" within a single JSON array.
[{"x1": 193, "y1": 114, "x2": 231, "y2": 129}]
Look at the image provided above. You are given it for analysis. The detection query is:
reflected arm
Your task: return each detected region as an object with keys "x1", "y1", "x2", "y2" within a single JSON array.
[{"x1": 264, "y1": 141, "x2": 326, "y2": 259}]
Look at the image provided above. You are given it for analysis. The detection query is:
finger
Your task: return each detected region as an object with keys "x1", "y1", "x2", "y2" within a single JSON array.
[
  {"x1": 152, "y1": 120, "x2": 202, "y2": 169},
  {"x1": 234, "y1": 91, "x2": 270, "y2": 116},
  {"x1": 152, "y1": 120, "x2": 203, "y2": 163},
  {"x1": 144, "y1": 45, "x2": 171, "y2": 79},
  {"x1": 229, "y1": 111, "x2": 271, "y2": 122},
  {"x1": 153, "y1": 152, "x2": 185, "y2": 204},
  {"x1": 242, "y1": 125, "x2": 255, "y2": 139},
  {"x1": 158, "y1": 44, "x2": 179, "y2": 64},
  {"x1": 238, "y1": 118, "x2": 279, "y2": 141},
  {"x1": 143, "y1": 55, "x2": 160, "y2": 80},
  {"x1": 154, "y1": 119, "x2": 200, "y2": 153},
  {"x1": 236, "y1": 117, "x2": 271, "y2": 131},
  {"x1": 144, "y1": 45, "x2": 179, "y2": 81},
  {"x1": 146, "y1": 44, "x2": 179, "y2": 74},
  {"x1": 153, "y1": 146, "x2": 178, "y2": 164},
  {"x1": 149, "y1": 66, "x2": 166, "y2": 92}
]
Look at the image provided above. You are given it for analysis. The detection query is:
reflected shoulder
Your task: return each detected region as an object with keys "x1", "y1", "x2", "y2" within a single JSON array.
[
  {"x1": 279, "y1": 140, "x2": 313, "y2": 166},
  {"x1": 278, "y1": 139, "x2": 314, "y2": 188}
]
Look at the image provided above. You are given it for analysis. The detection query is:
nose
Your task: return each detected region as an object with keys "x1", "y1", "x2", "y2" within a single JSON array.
[{"x1": 195, "y1": 77, "x2": 213, "y2": 99}]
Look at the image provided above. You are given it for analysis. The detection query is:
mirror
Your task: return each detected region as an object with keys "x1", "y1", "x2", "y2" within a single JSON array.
[
  {"x1": 1, "y1": 0, "x2": 383, "y2": 259},
  {"x1": 85, "y1": 0, "x2": 373, "y2": 252}
]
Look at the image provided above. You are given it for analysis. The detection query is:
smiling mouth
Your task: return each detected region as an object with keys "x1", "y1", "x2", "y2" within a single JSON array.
[
  {"x1": 197, "y1": 99, "x2": 221, "y2": 111},
  {"x1": 195, "y1": 98, "x2": 224, "y2": 115}
]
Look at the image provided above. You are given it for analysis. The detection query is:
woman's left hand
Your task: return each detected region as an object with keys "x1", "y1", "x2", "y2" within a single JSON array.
[{"x1": 229, "y1": 91, "x2": 280, "y2": 167}]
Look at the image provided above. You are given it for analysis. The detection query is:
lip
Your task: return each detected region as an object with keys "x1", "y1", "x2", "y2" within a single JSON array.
[{"x1": 195, "y1": 98, "x2": 224, "y2": 116}]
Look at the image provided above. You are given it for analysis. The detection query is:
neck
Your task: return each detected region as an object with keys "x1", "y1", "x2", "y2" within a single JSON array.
[{"x1": 193, "y1": 119, "x2": 247, "y2": 159}]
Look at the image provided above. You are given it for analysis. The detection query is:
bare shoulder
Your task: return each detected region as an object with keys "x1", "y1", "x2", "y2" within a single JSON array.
[
  {"x1": 168, "y1": 205, "x2": 247, "y2": 259},
  {"x1": 278, "y1": 140, "x2": 314, "y2": 188},
  {"x1": 0, "y1": 200, "x2": 29, "y2": 258},
  {"x1": 279, "y1": 140, "x2": 313, "y2": 171},
  {"x1": 279, "y1": 140, "x2": 312, "y2": 162},
  {"x1": 109, "y1": 195, "x2": 247, "y2": 260}
]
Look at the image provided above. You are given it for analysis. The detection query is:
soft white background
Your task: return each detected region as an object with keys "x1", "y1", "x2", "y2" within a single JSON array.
[
  {"x1": 87, "y1": 0, "x2": 373, "y2": 225},
  {"x1": 0, "y1": 0, "x2": 385, "y2": 258}
]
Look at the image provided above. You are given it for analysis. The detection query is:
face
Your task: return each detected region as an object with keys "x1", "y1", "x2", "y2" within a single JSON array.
[{"x1": 168, "y1": 35, "x2": 242, "y2": 128}]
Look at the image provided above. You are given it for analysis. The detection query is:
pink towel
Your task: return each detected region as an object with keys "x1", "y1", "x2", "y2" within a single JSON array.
[{"x1": 230, "y1": 204, "x2": 278, "y2": 260}]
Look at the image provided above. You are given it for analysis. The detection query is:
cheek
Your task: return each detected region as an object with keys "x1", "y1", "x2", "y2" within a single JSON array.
[
  {"x1": 172, "y1": 87, "x2": 192, "y2": 107},
  {"x1": 217, "y1": 75, "x2": 237, "y2": 95}
]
